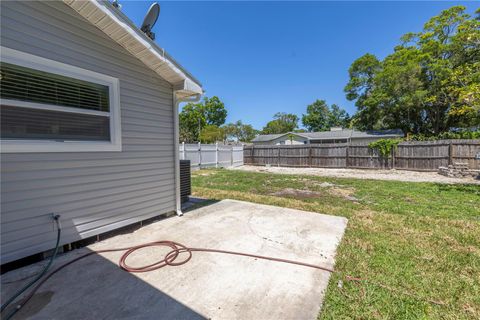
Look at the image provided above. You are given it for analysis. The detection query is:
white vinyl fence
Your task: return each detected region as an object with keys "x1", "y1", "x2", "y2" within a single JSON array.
[{"x1": 180, "y1": 143, "x2": 244, "y2": 169}]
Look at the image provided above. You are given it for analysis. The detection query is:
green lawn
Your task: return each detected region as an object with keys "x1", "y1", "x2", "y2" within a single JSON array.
[{"x1": 191, "y1": 169, "x2": 480, "y2": 320}]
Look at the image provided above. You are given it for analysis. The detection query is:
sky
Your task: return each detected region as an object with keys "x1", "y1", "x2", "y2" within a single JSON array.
[{"x1": 120, "y1": 1, "x2": 477, "y2": 130}]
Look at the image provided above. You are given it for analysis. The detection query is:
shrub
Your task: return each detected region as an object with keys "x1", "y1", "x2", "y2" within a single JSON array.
[
  {"x1": 368, "y1": 139, "x2": 402, "y2": 158},
  {"x1": 408, "y1": 130, "x2": 480, "y2": 141}
]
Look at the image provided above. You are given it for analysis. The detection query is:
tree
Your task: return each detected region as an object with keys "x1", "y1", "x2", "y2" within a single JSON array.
[
  {"x1": 344, "y1": 54, "x2": 383, "y2": 131},
  {"x1": 199, "y1": 125, "x2": 225, "y2": 143},
  {"x1": 179, "y1": 96, "x2": 228, "y2": 142},
  {"x1": 179, "y1": 124, "x2": 196, "y2": 143},
  {"x1": 203, "y1": 96, "x2": 227, "y2": 126},
  {"x1": 301, "y1": 100, "x2": 329, "y2": 132},
  {"x1": 223, "y1": 120, "x2": 258, "y2": 142},
  {"x1": 261, "y1": 112, "x2": 298, "y2": 134},
  {"x1": 345, "y1": 6, "x2": 480, "y2": 135},
  {"x1": 329, "y1": 104, "x2": 350, "y2": 128},
  {"x1": 301, "y1": 100, "x2": 350, "y2": 131},
  {"x1": 179, "y1": 103, "x2": 206, "y2": 143},
  {"x1": 445, "y1": 62, "x2": 480, "y2": 127}
]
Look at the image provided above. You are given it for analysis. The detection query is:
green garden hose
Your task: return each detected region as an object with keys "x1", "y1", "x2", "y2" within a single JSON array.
[{"x1": 1, "y1": 215, "x2": 61, "y2": 320}]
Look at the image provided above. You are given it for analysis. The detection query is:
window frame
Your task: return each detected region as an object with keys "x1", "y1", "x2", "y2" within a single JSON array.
[{"x1": 0, "y1": 47, "x2": 122, "y2": 153}]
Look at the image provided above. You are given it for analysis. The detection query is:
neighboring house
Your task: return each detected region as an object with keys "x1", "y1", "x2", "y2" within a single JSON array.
[
  {"x1": 253, "y1": 133, "x2": 309, "y2": 145},
  {"x1": 0, "y1": 1, "x2": 203, "y2": 264},
  {"x1": 252, "y1": 128, "x2": 403, "y2": 145}
]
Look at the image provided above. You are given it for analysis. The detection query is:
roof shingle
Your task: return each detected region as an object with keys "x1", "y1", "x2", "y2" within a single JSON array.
[{"x1": 252, "y1": 129, "x2": 403, "y2": 142}]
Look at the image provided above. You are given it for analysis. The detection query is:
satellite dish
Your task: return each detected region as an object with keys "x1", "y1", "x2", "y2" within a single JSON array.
[
  {"x1": 112, "y1": 0, "x2": 121, "y2": 9},
  {"x1": 140, "y1": 3, "x2": 160, "y2": 40}
]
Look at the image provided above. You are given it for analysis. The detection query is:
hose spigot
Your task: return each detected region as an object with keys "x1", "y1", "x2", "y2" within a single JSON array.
[{"x1": 52, "y1": 214, "x2": 61, "y2": 230}]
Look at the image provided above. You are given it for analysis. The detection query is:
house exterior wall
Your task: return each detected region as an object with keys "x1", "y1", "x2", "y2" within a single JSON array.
[
  {"x1": 309, "y1": 137, "x2": 398, "y2": 144},
  {"x1": 253, "y1": 135, "x2": 308, "y2": 145},
  {"x1": 351, "y1": 137, "x2": 394, "y2": 144},
  {"x1": 310, "y1": 139, "x2": 349, "y2": 144},
  {"x1": 1, "y1": 1, "x2": 176, "y2": 263}
]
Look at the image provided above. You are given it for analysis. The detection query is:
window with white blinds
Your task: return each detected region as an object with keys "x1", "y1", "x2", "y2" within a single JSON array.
[
  {"x1": 0, "y1": 47, "x2": 121, "y2": 153},
  {"x1": 1, "y1": 62, "x2": 110, "y2": 112}
]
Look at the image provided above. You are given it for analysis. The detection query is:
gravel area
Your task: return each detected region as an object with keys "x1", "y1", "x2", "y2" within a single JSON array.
[{"x1": 232, "y1": 165, "x2": 480, "y2": 184}]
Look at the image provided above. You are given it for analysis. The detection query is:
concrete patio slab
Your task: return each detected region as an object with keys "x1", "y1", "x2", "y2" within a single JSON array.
[{"x1": 1, "y1": 200, "x2": 348, "y2": 320}]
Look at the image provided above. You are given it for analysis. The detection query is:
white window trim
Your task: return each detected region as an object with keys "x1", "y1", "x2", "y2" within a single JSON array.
[{"x1": 0, "y1": 46, "x2": 122, "y2": 153}]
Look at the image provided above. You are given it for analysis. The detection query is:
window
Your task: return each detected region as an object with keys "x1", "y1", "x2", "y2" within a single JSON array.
[{"x1": 0, "y1": 47, "x2": 121, "y2": 152}]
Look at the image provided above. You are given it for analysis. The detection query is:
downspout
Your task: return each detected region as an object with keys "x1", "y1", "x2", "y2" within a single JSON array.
[{"x1": 173, "y1": 92, "x2": 202, "y2": 216}]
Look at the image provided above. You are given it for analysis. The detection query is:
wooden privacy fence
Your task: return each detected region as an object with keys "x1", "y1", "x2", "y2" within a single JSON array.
[{"x1": 244, "y1": 139, "x2": 480, "y2": 171}]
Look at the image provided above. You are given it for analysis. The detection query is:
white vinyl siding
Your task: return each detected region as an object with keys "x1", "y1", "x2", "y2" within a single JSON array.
[{"x1": 1, "y1": 1, "x2": 176, "y2": 263}]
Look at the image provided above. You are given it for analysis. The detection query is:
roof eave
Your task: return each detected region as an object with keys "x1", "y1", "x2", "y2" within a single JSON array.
[
  {"x1": 253, "y1": 132, "x2": 310, "y2": 142},
  {"x1": 63, "y1": 0, "x2": 203, "y2": 96}
]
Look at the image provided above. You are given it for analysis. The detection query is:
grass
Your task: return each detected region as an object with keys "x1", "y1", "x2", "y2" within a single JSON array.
[{"x1": 191, "y1": 168, "x2": 480, "y2": 320}]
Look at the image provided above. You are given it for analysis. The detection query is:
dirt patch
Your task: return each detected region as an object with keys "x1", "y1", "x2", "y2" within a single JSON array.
[
  {"x1": 354, "y1": 210, "x2": 375, "y2": 226},
  {"x1": 318, "y1": 182, "x2": 336, "y2": 188},
  {"x1": 271, "y1": 188, "x2": 323, "y2": 199},
  {"x1": 327, "y1": 187, "x2": 359, "y2": 202},
  {"x1": 304, "y1": 181, "x2": 358, "y2": 200},
  {"x1": 195, "y1": 170, "x2": 217, "y2": 176},
  {"x1": 271, "y1": 187, "x2": 359, "y2": 202}
]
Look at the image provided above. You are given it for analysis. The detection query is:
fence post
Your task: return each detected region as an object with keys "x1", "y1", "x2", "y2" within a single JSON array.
[
  {"x1": 251, "y1": 145, "x2": 254, "y2": 165},
  {"x1": 448, "y1": 142, "x2": 453, "y2": 165},
  {"x1": 309, "y1": 144, "x2": 312, "y2": 167},
  {"x1": 181, "y1": 142, "x2": 185, "y2": 160},
  {"x1": 215, "y1": 142, "x2": 219, "y2": 168},
  {"x1": 391, "y1": 145, "x2": 395, "y2": 169},
  {"x1": 198, "y1": 142, "x2": 202, "y2": 169},
  {"x1": 278, "y1": 145, "x2": 281, "y2": 167},
  {"x1": 230, "y1": 145, "x2": 234, "y2": 167},
  {"x1": 345, "y1": 144, "x2": 349, "y2": 168},
  {"x1": 241, "y1": 144, "x2": 245, "y2": 166}
]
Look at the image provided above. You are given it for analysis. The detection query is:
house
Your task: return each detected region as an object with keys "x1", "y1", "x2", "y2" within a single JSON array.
[
  {"x1": 0, "y1": 1, "x2": 203, "y2": 264},
  {"x1": 252, "y1": 128, "x2": 404, "y2": 145}
]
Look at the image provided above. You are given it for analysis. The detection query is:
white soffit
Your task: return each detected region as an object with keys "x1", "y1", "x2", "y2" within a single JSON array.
[{"x1": 63, "y1": 0, "x2": 203, "y2": 96}]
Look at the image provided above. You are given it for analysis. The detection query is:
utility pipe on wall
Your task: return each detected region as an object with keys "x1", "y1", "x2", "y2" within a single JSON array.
[{"x1": 173, "y1": 92, "x2": 201, "y2": 216}]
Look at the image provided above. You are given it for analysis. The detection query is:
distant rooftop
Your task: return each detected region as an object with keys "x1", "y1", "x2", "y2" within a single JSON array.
[{"x1": 252, "y1": 128, "x2": 403, "y2": 142}]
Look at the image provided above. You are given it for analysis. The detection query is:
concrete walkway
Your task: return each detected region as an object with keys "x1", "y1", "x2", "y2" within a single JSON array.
[{"x1": 1, "y1": 200, "x2": 348, "y2": 320}]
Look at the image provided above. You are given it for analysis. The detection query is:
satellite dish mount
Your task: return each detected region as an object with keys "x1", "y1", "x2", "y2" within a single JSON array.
[{"x1": 141, "y1": 3, "x2": 160, "y2": 40}]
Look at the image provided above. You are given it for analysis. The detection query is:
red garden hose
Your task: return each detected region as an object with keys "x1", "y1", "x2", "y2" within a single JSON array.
[{"x1": 119, "y1": 240, "x2": 335, "y2": 273}]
